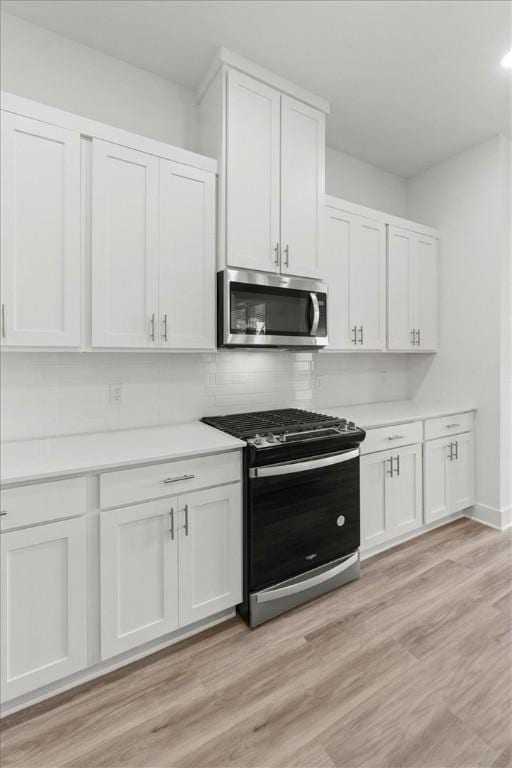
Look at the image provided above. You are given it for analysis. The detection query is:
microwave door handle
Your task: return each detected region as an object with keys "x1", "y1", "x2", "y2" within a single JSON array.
[{"x1": 309, "y1": 292, "x2": 320, "y2": 336}]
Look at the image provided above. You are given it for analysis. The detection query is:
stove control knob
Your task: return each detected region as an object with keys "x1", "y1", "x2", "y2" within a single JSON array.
[
  {"x1": 340, "y1": 418, "x2": 347, "y2": 424},
  {"x1": 348, "y1": 421, "x2": 356, "y2": 430},
  {"x1": 253, "y1": 434, "x2": 263, "y2": 445}
]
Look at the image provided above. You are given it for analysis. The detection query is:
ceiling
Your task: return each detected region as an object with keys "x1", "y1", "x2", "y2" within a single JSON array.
[{"x1": 2, "y1": 0, "x2": 510, "y2": 177}]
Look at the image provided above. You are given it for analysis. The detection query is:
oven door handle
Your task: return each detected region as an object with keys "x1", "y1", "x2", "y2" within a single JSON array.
[
  {"x1": 256, "y1": 553, "x2": 359, "y2": 604},
  {"x1": 249, "y1": 448, "x2": 359, "y2": 478},
  {"x1": 309, "y1": 292, "x2": 320, "y2": 336}
]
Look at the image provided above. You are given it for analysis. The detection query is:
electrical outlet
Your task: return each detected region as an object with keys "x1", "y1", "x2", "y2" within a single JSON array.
[{"x1": 109, "y1": 384, "x2": 122, "y2": 403}]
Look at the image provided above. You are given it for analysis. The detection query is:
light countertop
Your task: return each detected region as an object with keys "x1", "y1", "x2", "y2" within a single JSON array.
[
  {"x1": 1, "y1": 422, "x2": 245, "y2": 486},
  {"x1": 324, "y1": 399, "x2": 477, "y2": 430}
]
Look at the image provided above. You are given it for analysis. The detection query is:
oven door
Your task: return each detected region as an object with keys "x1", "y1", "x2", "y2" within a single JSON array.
[
  {"x1": 219, "y1": 269, "x2": 328, "y2": 347},
  {"x1": 248, "y1": 448, "x2": 360, "y2": 592}
]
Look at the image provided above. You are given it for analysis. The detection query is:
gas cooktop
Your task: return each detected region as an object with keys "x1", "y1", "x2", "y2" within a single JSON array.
[{"x1": 202, "y1": 408, "x2": 361, "y2": 449}]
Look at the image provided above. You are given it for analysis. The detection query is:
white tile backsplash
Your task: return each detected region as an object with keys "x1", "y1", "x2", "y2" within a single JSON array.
[{"x1": 1, "y1": 350, "x2": 410, "y2": 441}]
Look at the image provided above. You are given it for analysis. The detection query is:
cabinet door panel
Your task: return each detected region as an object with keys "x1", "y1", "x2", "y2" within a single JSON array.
[
  {"x1": 360, "y1": 452, "x2": 390, "y2": 550},
  {"x1": 387, "y1": 445, "x2": 422, "y2": 537},
  {"x1": 321, "y1": 208, "x2": 352, "y2": 349},
  {"x1": 100, "y1": 499, "x2": 178, "y2": 659},
  {"x1": 178, "y1": 484, "x2": 242, "y2": 626},
  {"x1": 159, "y1": 160, "x2": 215, "y2": 348},
  {"x1": 350, "y1": 217, "x2": 386, "y2": 350},
  {"x1": 424, "y1": 437, "x2": 452, "y2": 524},
  {"x1": 226, "y1": 70, "x2": 280, "y2": 273},
  {"x1": 451, "y1": 433, "x2": 474, "y2": 512},
  {"x1": 415, "y1": 234, "x2": 438, "y2": 351},
  {"x1": 281, "y1": 96, "x2": 324, "y2": 278},
  {"x1": 1, "y1": 518, "x2": 86, "y2": 701},
  {"x1": 92, "y1": 140, "x2": 158, "y2": 348},
  {"x1": 387, "y1": 226, "x2": 415, "y2": 351},
  {"x1": 1, "y1": 112, "x2": 80, "y2": 347}
]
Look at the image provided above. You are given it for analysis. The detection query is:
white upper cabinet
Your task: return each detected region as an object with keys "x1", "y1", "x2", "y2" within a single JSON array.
[
  {"x1": 92, "y1": 140, "x2": 159, "y2": 348},
  {"x1": 388, "y1": 225, "x2": 438, "y2": 351},
  {"x1": 322, "y1": 202, "x2": 386, "y2": 350},
  {"x1": 92, "y1": 140, "x2": 216, "y2": 350},
  {"x1": 225, "y1": 70, "x2": 281, "y2": 273},
  {"x1": 198, "y1": 53, "x2": 328, "y2": 278},
  {"x1": 1, "y1": 112, "x2": 81, "y2": 347},
  {"x1": 159, "y1": 160, "x2": 215, "y2": 349},
  {"x1": 280, "y1": 96, "x2": 324, "y2": 278}
]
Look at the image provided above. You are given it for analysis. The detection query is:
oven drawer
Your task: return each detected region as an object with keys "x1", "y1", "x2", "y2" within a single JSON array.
[
  {"x1": 99, "y1": 451, "x2": 240, "y2": 509},
  {"x1": 424, "y1": 412, "x2": 473, "y2": 441},
  {"x1": 0, "y1": 477, "x2": 86, "y2": 531},
  {"x1": 361, "y1": 421, "x2": 423, "y2": 455}
]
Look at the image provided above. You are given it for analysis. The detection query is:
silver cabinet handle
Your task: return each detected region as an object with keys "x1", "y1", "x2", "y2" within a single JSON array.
[
  {"x1": 183, "y1": 504, "x2": 189, "y2": 536},
  {"x1": 150, "y1": 313, "x2": 155, "y2": 341},
  {"x1": 162, "y1": 473, "x2": 195, "y2": 484},
  {"x1": 411, "y1": 329, "x2": 416, "y2": 346},
  {"x1": 394, "y1": 454, "x2": 400, "y2": 476},
  {"x1": 249, "y1": 448, "x2": 359, "y2": 478},
  {"x1": 387, "y1": 435, "x2": 404, "y2": 441},
  {"x1": 0, "y1": 511, "x2": 7, "y2": 517},
  {"x1": 169, "y1": 507, "x2": 175, "y2": 539},
  {"x1": 284, "y1": 244, "x2": 289, "y2": 268},
  {"x1": 446, "y1": 423, "x2": 460, "y2": 429},
  {"x1": 358, "y1": 326, "x2": 364, "y2": 345},
  {"x1": 448, "y1": 443, "x2": 454, "y2": 461},
  {"x1": 386, "y1": 456, "x2": 394, "y2": 478},
  {"x1": 454, "y1": 440, "x2": 458, "y2": 460},
  {"x1": 256, "y1": 553, "x2": 359, "y2": 604},
  {"x1": 309, "y1": 293, "x2": 320, "y2": 336},
  {"x1": 162, "y1": 314, "x2": 168, "y2": 342},
  {"x1": 1, "y1": 304, "x2": 5, "y2": 339},
  {"x1": 352, "y1": 325, "x2": 358, "y2": 345},
  {"x1": 274, "y1": 242, "x2": 280, "y2": 267},
  {"x1": 416, "y1": 329, "x2": 421, "y2": 346}
]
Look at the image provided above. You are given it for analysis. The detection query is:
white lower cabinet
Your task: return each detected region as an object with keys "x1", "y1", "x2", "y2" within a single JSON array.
[
  {"x1": 100, "y1": 483, "x2": 242, "y2": 660},
  {"x1": 424, "y1": 432, "x2": 474, "y2": 524},
  {"x1": 361, "y1": 443, "x2": 423, "y2": 551},
  {"x1": 1, "y1": 517, "x2": 87, "y2": 702}
]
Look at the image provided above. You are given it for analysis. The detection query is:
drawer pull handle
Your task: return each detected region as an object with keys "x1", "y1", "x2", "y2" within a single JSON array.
[
  {"x1": 0, "y1": 511, "x2": 7, "y2": 516},
  {"x1": 446, "y1": 423, "x2": 460, "y2": 429},
  {"x1": 387, "y1": 435, "x2": 404, "y2": 441},
  {"x1": 163, "y1": 473, "x2": 195, "y2": 484}
]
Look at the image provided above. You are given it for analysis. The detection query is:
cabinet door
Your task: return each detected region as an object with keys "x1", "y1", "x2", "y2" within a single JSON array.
[
  {"x1": 414, "y1": 234, "x2": 438, "y2": 351},
  {"x1": 424, "y1": 437, "x2": 452, "y2": 524},
  {"x1": 1, "y1": 112, "x2": 80, "y2": 347},
  {"x1": 100, "y1": 499, "x2": 178, "y2": 659},
  {"x1": 159, "y1": 160, "x2": 215, "y2": 348},
  {"x1": 387, "y1": 444, "x2": 423, "y2": 538},
  {"x1": 178, "y1": 484, "x2": 242, "y2": 626},
  {"x1": 360, "y1": 451, "x2": 390, "y2": 551},
  {"x1": 92, "y1": 140, "x2": 159, "y2": 348},
  {"x1": 225, "y1": 70, "x2": 280, "y2": 273},
  {"x1": 451, "y1": 432, "x2": 474, "y2": 512},
  {"x1": 350, "y1": 217, "x2": 386, "y2": 350},
  {"x1": 321, "y1": 208, "x2": 352, "y2": 349},
  {"x1": 1, "y1": 518, "x2": 86, "y2": 701},
  {"x1": 281, "y1": 96, "x2": 325, "y2": 278},
  {"x1": 387, "y1": 226, "x2": 415, "y2": 351}
]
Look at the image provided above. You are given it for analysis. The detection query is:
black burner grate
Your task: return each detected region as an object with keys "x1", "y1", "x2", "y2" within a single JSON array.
[{"x1": 202, "y1": 408, "x2": 341, "y2": 440}]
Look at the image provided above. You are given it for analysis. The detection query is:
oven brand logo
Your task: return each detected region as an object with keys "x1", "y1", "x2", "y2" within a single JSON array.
[{"x1": 305, "y1": 553, "x2": 318, "y2": 560}]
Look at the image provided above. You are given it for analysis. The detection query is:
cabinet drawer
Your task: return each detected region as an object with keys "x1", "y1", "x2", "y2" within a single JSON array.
[
  {"x1": 424, "y1": 412, "x2": 473, "y2": 441},
  {"x1": 100, "y1": 451, "x2": 241, "y2": 509},
  {"x1": 0, "y1": 477, "x2": 86, "y2": 531},
  {"x1": 361, "y1": 421, "x2": 423, "y2": 455}
]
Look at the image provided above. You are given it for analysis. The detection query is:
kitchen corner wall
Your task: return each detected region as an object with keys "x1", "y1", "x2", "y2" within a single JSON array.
[{"x1": 0, "y1": 351, "x2": 410, "y2": 441}]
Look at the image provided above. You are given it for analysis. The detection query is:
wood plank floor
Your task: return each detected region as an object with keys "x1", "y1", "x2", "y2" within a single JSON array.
[{"x1": 1, "y1": 518, "x2": 511, "y2": 768}]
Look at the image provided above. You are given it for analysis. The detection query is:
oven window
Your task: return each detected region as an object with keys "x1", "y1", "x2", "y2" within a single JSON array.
[{"x1": 230, "y1": 282, "x2": 326, "y2": 337}]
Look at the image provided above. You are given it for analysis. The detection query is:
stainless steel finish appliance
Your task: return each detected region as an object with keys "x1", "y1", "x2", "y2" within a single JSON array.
[
  {"x1": 217, "y1": 269, "x2": 328, "y2": 348},
  {"x1": 202, "y1": 408, "x2": 366, "y2": 626}
]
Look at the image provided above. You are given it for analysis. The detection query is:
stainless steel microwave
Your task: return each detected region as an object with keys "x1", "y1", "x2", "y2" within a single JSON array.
[{"x1": 217, "y1": 269, "x2": 328, "y2": 348}]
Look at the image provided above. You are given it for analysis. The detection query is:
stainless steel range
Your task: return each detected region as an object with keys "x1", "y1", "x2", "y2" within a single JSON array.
[{"x1": 202, "y1": 408, "x2": 366, "y2": 626}]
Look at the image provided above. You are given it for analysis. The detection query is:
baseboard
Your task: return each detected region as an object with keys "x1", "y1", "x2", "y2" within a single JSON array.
[{"x1": 466, "y1": 503, "x2": 512, "y2": 531}]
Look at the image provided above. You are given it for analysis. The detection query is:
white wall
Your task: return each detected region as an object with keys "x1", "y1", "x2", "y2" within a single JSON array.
[
  {"x1": 407, "y1": 135, "x2": 510, "y2": 525},
  {"x1": 0, "y1": 12, "x2": 197, "y2": 150},
  {"x1": 325, "y1": 146, "x2": 407, "y2": 217}
]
